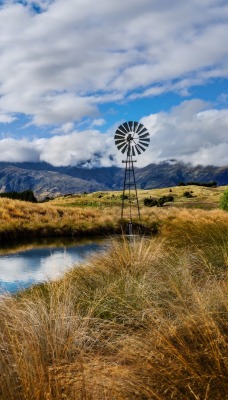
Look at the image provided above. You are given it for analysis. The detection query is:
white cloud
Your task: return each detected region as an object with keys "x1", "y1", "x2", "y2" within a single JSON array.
[
  {"x1": 0, "y1": 100, "x2": 227, "y2": 167},
  {"x1": 0, "y1": 113, "x2": 16, "y2": 123},
  {"x1": 0, "y1": 249, "x2": 84, "y2": 284},
  {"x1": 0, "y1": 1, "x2": 227, "y2": 168},
  {"x1": 0, "y1": 0, "x2": 227, "y2": 126},
  {"x1": 91, "y1": 119, "x2": 106, "y2": 127},
  {"x1": 140, "y1": 100, "x2": 228, "y2": 167},
  {"x1": 38, "y1": 130, "x2": 111, "y2": 166},
  {"x1": 0, "y1": 138, "x2": 40, "y2": 162},
  {"x1": 52, "y1": 122, "x2": 74, "y2": 135}
]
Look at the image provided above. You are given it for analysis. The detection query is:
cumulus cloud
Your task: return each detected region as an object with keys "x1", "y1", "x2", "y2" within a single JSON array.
[
  {"x1": 38, "y1": 130, "x2": 115, "y2": 166},
  {"x1": 0, "y1": 100, "x2": 227, "y2": 167},
  {"x1": 0, "y1": 1, "x2": 227, "y2": 168},
  {"x1": 91, "y1": 119, "x2": 106, "y2": 127},
  {"x1": 140, "y1": 100, "x2": 228, "y2": 167},
  {"x1": 0, "y1": 0, "x2": 227, "y2": 126},
  {"x1": 0, "y1": 130, "x2": 115, "y2": 166},
  {"x1": 0, "y1": 138, "x2": 40, "y2": 162}
]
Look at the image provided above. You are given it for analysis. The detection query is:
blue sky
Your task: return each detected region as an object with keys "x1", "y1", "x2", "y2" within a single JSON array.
[{"x1": 0, "y1": 0, "x2": 227, "y2": 167}]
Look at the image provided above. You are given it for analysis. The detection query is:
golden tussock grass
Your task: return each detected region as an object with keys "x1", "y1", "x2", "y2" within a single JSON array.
[
  {"x1": 0, "y1": 198, "x2": 122, "y2": 240},
  {"x1": 3, "y1": 192, "x2": 228, "y2": 242},
  {"x1": 1, "y1": 227, "x2": 228, "y2": 399}
]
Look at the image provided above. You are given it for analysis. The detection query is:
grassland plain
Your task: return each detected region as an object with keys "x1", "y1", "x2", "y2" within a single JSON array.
[
  {"x1": 1, "y1": 186, "x2": 228, "y2": 399},
  {"x1": 0, "y1": 184, "x2": 226, "y2": 241}
]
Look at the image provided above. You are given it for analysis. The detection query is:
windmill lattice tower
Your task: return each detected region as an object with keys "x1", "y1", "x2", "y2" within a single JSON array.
[{"x1": 114, "y1": 121, "x2": 150, "y2": 220}]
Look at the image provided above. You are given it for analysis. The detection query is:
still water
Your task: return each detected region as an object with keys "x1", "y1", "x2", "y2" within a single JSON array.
[{"x1": 0, "y1": 237, "x2": 106, "y2": 293}]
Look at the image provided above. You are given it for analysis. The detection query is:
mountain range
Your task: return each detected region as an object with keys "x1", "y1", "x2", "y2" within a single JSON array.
[{"x1": 0, "y1": 161, "x2": 227, "y2": 199}]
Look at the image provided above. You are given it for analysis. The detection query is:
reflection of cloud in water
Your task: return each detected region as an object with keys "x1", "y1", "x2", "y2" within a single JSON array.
[
  {"x1": 0, "y1": 242, "x2": 103, "y2": 292},
  {"x1": 38, "y1": 251, "x2": 79, "y2": 280},
  {"x1": 0, "y1": 257, "x2": 31, "y2": 282}
]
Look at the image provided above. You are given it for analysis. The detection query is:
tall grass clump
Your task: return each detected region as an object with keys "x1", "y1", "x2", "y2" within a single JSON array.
[
  {"x1": 0, "y1": 198, "x2": 123, "y2": 240},
  {"x1": 1, "y1": 231, "x2": 228, "y2": 399},
  {"x1": 220, "y1": 188, "x2": 228, "y2": 211}
]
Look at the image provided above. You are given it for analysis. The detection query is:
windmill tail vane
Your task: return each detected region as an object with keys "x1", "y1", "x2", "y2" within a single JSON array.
[{"x1": 114, "y1": 121, "x2": 150, "y2": 222}]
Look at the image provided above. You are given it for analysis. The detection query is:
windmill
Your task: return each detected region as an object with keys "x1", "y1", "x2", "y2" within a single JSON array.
[{"x1": 114, "y1": 121, "x2": 150, "y2": 227}]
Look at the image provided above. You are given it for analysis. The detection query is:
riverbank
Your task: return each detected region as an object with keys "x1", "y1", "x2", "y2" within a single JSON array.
[
  {"x1": 1, "y1": 191, "x2": 228, "y2": 242},
  {"x1": 0, "y1": 197, "x2": 120, "y2": 241},
  {"x1": 0, "y1": 197, "x2": 157, "y2": 241},
  {"x1": 1, "y1": 210, "x2": 228, "y2": 399}
]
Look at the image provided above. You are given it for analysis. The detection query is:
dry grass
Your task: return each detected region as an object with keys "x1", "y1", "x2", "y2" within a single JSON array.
[
  {"x1": 52, "y1": 185, "x2": 226, "y2": 209},
  {"x1": 1, "y1": 225, "x2": 228, "y2": 399},
  {"x1": 0, "y1": 197, "x2": 123, "y2": 240},
  {"x1": 0, "y1": 186, "x2": 225, "y2": 241},
  {"x1": 1, "y1": 188, "x2": 228, "y2": 398},
  {"x1": 1, "y1": 186, "x2": 228, "y2": 242}
]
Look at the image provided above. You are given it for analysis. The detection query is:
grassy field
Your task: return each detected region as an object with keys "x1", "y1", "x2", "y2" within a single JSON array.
[
  {"x1": 52, "y1": 184, "x2": 226, "y2": 209},
  {"x1": 1, "y1": 186, "x2": 228, "y2": 399},
  {"x1": 1, "y1": 211, "x2": 228, "y2": 399},
  {"x1": 0, "y1": 184, "x2": 226, "y2": 241}
]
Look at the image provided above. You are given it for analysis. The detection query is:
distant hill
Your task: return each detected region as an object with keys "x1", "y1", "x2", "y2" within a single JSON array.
[
  {"x1": 134, "y1": 162, "x2": 228, "y2": 189},
  {"x1": 0, "y1": 161, "x2": 227, "y2": 199}
]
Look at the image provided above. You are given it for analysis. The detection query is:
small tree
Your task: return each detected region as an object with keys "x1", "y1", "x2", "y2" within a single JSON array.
[
  {"x1": 220, "y1": 189, "x2": 228, "y2": 211},
  {"x1": 183, "y1": 191, "x2": 193, "y2": 198},
  {"x1": 157, "y1": 195, "x2": 174, "y2": 207},
  {"x1": 144, "y1": 198, "x2": 158, "y2": 207},
  {"x1": 120, "y1": 194, "x2": 128, "y2": 200}
]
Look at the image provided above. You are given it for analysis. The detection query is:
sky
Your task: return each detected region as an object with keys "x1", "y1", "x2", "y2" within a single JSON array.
[{"x1": 0, "y1": 0, "x2": 227, "y2": 168}]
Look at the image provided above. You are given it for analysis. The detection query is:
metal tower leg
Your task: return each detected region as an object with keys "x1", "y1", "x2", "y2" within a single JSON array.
[{"x1": 121, "y1": 149, "x2": 140, "y2": 220}]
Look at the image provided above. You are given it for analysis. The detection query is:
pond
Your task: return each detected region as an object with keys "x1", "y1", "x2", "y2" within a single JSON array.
[{"x1": 0, "y1": 236, "x2": 107, "y2": 294}]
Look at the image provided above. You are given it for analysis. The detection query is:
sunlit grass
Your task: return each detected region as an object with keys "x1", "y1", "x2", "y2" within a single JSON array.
[
  {"x1": 1, "y1": 228, "x2": 228, "y2": 399},
  {"x1": 1, "y1": 187, "x2": 228, "y2": 398},
  {"x1": 0, "y1": 197, "x2": 124, "y2": 240},
  {"x1": 52, "y1": 185, "x2": 226, "y2": 209},
  {"x1": 1, "y1": 186, "x2": 228, "y2": 241}
]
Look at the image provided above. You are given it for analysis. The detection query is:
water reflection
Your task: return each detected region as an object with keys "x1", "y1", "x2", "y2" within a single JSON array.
[{"x1": 0, "y1": 237, "x2": 105, "y2": 293}]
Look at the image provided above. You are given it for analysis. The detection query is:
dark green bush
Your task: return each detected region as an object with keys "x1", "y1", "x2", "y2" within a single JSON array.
[
  {"x1": 157, "y1": 195, "x2": 174, "y2": 207},
  {"x1": 220, "y1": 189, "x2": 228, "y2": 211},
  {"x1": 187, "y1": 181, "x2": 217, "y2": 187},
  {"x1": 183, "y1": 191, "x2": 193, "y2": 198},
  {"x1": 144, "y1": 198, "x2": 158, "y2": 207},
  {"x1": 120, "y1": 194, "x2": 128, "y2": 200},
  {"x1": 0, "y1": 190, "x2": 37, "y2": 203}
]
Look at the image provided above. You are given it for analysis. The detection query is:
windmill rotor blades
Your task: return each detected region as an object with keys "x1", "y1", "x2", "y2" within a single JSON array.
[
  {"x1": 114, "y1": 121, "x2": 150, "y2": 155},
  {"x1": 115, "y1": 128, "x2": 126, "y2": 136},
  {"x1": 117, "y1": 141, "x2": 127, "y2": 150},
  {"x1": 140, "y1": 138, "x2": 150, "y2": 143},
  {"x1": 128, "y1": 121, "x2": 134, "y2": 131},
  {"x1": 114, "y1": 134, "x2": 126, "y2": 141},
  {"x1": 135, "y1": 145, "x2": 142, "y2": 155},
  {"x1": 137, "y1": 143, "x2": 147, "y2": 152},
  {"x1": 136, "y1": 123, "x2": 144, "y2": 134},
  {"x1": 122, "y1": 122, "x2": 129, "y2": 132},
  {"x1": 121, "y1": 144, "x2": 128, "y2": 154},
  {"x1": 133, "y1": 121, "x2": 138, "y2": 132},
  {"x1": 140, "y1": 141, "x2": 149, "y2": 148},
  {"x1": 138, "y1": 127, "x2": 148, "y2": 136},
  {"x1": 115, "y1": 139, "x2": 126, "y2": 145},
  {"x1": 139, "y1": 132, "x2": 150, "y2": 139}
]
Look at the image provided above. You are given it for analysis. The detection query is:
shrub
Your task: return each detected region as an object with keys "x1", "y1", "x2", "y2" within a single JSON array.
[
  {"x1": 220, "y1": 188, "x2": 228, "y2": 211},
  {"x1": 183, "y1": 191, "x2": 193, "y2": 198},
  {"x1": 120, "y1": 194, "x2": 128, "y2": 200},
  {"x1": 144, "y1": 198, "x2": 158, "y2": 207},
  {"x1": 157, "y1": 195, "x2": 174, "y2": 207},
  {"x1": 0, "y1": 190, "x2": 37, "y2": 203},
  {"x1": 187, "y1": 181, "x2": 217, "y2": 187}
]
